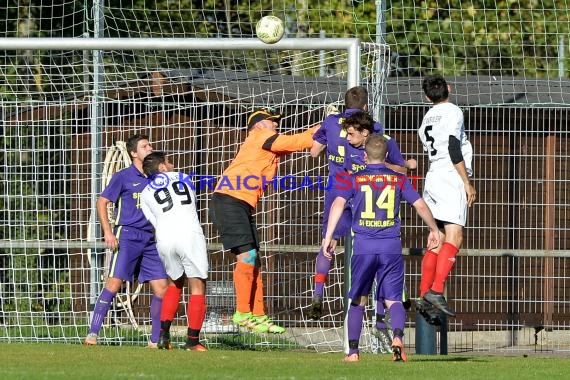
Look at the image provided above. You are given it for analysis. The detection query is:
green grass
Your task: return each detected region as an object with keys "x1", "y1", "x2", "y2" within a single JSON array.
[{"x1": 0, "y1": 343, "x2": 569, "y2": 380}]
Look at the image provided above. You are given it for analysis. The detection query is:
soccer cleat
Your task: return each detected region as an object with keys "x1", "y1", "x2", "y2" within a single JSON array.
[
  {"x1": 423, "y1": 290, "x2": 456, "y2": 317},
  {"x1": 251, "y1": 315, "x2": 285, "y2": 334},
  {"x1": 307, "y1": 299, "x2": 323, "y2": 321},
  {"x1": 416, "y1": 299, "x2": 442, "y2": 326},
  {"x1": 157, "y1": 331, "x2": 173, "y2": 350},
  {"x1": 373, "y1": 327, "x2": 393, "y2": 354},
  {"x1": 84, "y1": 332, "x2": 98, "y2": 346},
  {"x1": 182, "y1": 342, "x2": 208, "y2": 352},
  {"x1": 344, "y1": 353, "x2": 360, "y2": 362},
  {"x1": 402, "y1": 287, "x2": 412, "y2": 310},
  {"x1": 391, "y1": 337, "x2": 407, "y2": 362},
  {"x1": 232, "y1": 311, "x2": 255, "y2": 328}
]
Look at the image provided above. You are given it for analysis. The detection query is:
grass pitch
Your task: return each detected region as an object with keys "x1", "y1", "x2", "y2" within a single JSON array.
[{"x1": 0, "y1": 343, "x2": 569, "y2": 380}]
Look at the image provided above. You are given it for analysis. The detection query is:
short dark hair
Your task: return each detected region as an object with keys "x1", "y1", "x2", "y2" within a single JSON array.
[
  {"x1": 365, "y1": 134, "x2": 388, "y2": 161},
  {"x1": 422, "y1": 75, "x2": 449, "y2": 104},
  {"x1": 126, "y1": 134, "x2": 149, "y2": 156},
  {"x1": 343, "y1": 110, "x2": 374, "y2": 134},
  {"x1": 142, "y1": 151, "x2": 167, "y2": 176},
  {"x1": 344, "y1": 86, "x2": 368, "y2": 110}
]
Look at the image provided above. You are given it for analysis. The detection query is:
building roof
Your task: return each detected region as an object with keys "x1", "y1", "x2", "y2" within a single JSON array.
[
  {"x1": 6, "y1": 70, "x2": 570, "y2": 126},
  {"x1": 386, "y1": 76, "x2": 570, "y2": 107},
  {"x1": 164, "y1": 69, "x2": 570, "y2": 107}
]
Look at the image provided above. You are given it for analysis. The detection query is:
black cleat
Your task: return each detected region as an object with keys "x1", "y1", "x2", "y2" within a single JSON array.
[
  {"x1": 423, "y1": 290, "x2": 456, "y2": 317},
  {"x1": 416, "y1": 299, "x2": 442, "y2": 326},
  {"x1": 307, "y1": 298, "x2": 323, "y2": 321},
  {"x1": 157, "y1": 331, "x2": 173, "y2": 350}
]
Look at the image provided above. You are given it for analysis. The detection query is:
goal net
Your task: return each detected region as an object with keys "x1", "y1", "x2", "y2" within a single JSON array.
[
  {"x1": 0, "y1": 29, "x2": 389, "y2": 350},
  {"x1": 3, "y1": 1, "x2": 570, "y2": 354}
]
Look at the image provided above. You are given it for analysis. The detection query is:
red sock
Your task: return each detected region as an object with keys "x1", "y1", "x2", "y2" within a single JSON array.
[
  {"x1": 431, "y1": 242, "x2": 459, "y2": 293},
  {"x1": 315, "y1": 273, "x2": 327, "y2": 284},
  {"x1": 419, "y1": 250, "x2": 438, "y2": 297},
  {"x1": 161, "y1": 285, "x2": 182, "y2": 321},
  {"x1": 187, "y1": 294, "x2": 206, "y2": 330}
]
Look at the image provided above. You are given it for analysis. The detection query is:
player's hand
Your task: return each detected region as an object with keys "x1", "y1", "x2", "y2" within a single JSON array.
[
  {"x1": 426, "y1": 230, "x2": 441, "y2": 251},
  {"x1": 321, "y1": 237, "x2": 335, "y2": 260},
  {"x1": 325, "y1": 104, "x2": 340, "y2": 116},
  {"x1": 465, "y1": 183, "x2": 476, "y2": 207},
  {"x1": 328, "y1": 238, "x2": 338, "y2": 255},
  {"x1": 406, "y1": 158, "x2": 417, "y2": 170},
  {"x1": 103, "y1": 233, "x2": 118, "y2": 250}
]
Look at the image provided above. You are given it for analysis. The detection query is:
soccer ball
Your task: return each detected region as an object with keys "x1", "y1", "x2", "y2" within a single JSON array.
[{"x1": 256, "y1": 16, "x2": 284, "y2": 44}]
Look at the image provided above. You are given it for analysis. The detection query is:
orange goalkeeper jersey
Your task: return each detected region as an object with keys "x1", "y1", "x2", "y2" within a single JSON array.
[{"x1": 214, "y1": 126, "x2": 318, "y2": 208}]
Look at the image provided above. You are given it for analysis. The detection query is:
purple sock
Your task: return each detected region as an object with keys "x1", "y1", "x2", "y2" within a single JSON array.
[
  {"x1": 314, "y1": 248, "x2": 331, "y2": 298},
  {"x1": 388, "y1": 302, "x2": 406, "y2": 334},
  {"x1": 346, "y1": 303, "x2": 364, "y2": 355},
  {"x1": 150, "y1": 296, "x2": 163, "y2": 343},
  {"x1": 89, "y1": 288, "x2": 116, "y2": 334},
  {"x1": 314, "y1": 282, "x2": 325, "y2": 298}
]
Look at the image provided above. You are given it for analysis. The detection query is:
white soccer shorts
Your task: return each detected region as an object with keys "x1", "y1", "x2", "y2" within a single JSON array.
[
  {"x1": 423, "y1": 170, "x2": 468, "y2": 226},
  {"x1": 156, "y1": 229, "x2": 209, "y2": 280}
]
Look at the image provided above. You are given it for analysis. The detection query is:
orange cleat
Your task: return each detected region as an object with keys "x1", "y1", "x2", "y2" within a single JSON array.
[
  {"x1": 183, "y1": 343, "x2": 208, "y2": 352},
  {"x1": 84, "y1": 333, "x2": 98, "y2": 346},
  {"x1": 391, "y1": 337, "x2": 407, "y2": 362},
  {"x1": 344, "y1": 353, "x2": 360, "y2": 362}
]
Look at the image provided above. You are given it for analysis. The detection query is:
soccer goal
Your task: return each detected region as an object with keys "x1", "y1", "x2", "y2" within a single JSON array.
[{"x1": 0, "y1": 37, "x2": 389, "y2": 351}]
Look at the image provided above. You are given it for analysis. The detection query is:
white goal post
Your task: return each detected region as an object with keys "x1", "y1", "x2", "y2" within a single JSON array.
[
  {"x1": 0, "y1": 37, "x2": 362, "y2": 87},
  {"x1": 0, "y1": 37, "x2": 391, "y2": 351}
]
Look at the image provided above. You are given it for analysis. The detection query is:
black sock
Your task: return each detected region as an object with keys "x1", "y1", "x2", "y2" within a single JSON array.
[
  {"x1": 393, "y1": 328, "x2": 404, "y2": 339},
  {"x1": 187, "y1": 328, "x2": 200, "y2": 346},
  {"x1": 348, "y1": 339, "x2": 359, "y2": 350},
  {"x1": 160, "y1": 320, "x2": 172, "y2": 336}
]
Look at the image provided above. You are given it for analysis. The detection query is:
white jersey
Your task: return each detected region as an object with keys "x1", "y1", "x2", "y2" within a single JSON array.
[
  {"x1": 418, "y1": 102, "x2": 472, "y2": 225},
  {"x1": 141, "y1": 171, "x2": 208, "y2": 279},
  {"x1": 418, "y1": 102, "x2": 473, "y2": 177}
]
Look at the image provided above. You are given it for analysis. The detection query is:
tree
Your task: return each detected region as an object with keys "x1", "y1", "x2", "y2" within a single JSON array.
[{"x1": 386, "y1": 1, "x2": 570, "y2": 77}]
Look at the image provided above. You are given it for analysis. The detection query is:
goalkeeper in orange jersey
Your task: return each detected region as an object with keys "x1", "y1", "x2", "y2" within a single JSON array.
[{"x1": 210, "y1": 108, "x2": 319, "y2": 334}]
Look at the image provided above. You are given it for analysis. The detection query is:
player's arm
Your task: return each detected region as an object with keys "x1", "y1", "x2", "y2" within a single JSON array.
[
  {"x1": 449, "y1": 135, "x2": 476, "y2": 207},
  {"x1": 96, "y1": 195, "x2": 118, "y2": 250},
  {"x1": 411, "y1": 198, "x2": 441, "y2": 251},
  {"x1": 310, "y1": 140, "x2": 326, "y2": 158},
  {"x1": 322, "y1": 196, "x2": 347, "y2": 258},
  {"x1": 385, "y1": 162, "x2": 406, "y2": 173},
  {"x1": 262, "y1": 124, "x2": 321, "y2": 153},
  {"x1": 383, "y1": 135, "x2": 407, "y2": 173},
  {"x1": 310, "y1": 121, "x2": 327, "y2": 158}
]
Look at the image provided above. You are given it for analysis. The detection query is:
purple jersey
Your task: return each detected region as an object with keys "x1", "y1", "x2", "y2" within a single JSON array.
[
  {"x1": 101, "y1": 164, "x2": 152, "y2": 232},
  {"x1": 336, "y1": 163, "x2": 420, "y2": 255},
  {"x1": 313, "y1": 108, "x2": 384, "y2": 177},
  {"x1": 344, "y1": 134, "x2": 406, "y2": 173},
  {"x1": 314, "y1": 108, "x2": 380, "y2": 238}
]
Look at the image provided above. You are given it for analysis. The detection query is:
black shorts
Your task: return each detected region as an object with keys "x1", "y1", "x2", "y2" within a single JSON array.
[{"x1": 210, "y1": 192, "x2": 259, "y2": 254}]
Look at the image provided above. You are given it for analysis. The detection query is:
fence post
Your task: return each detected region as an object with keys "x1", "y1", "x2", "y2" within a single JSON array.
[
  {"x1": 439, "y1": 313, "x2": 448, "y2": 355},
  {"x1": 415, "y1": 310, "x2": 449, "y2": 354},
  {"x1": 415, "y1": 312, "x2": 437, "y2": 354}
]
